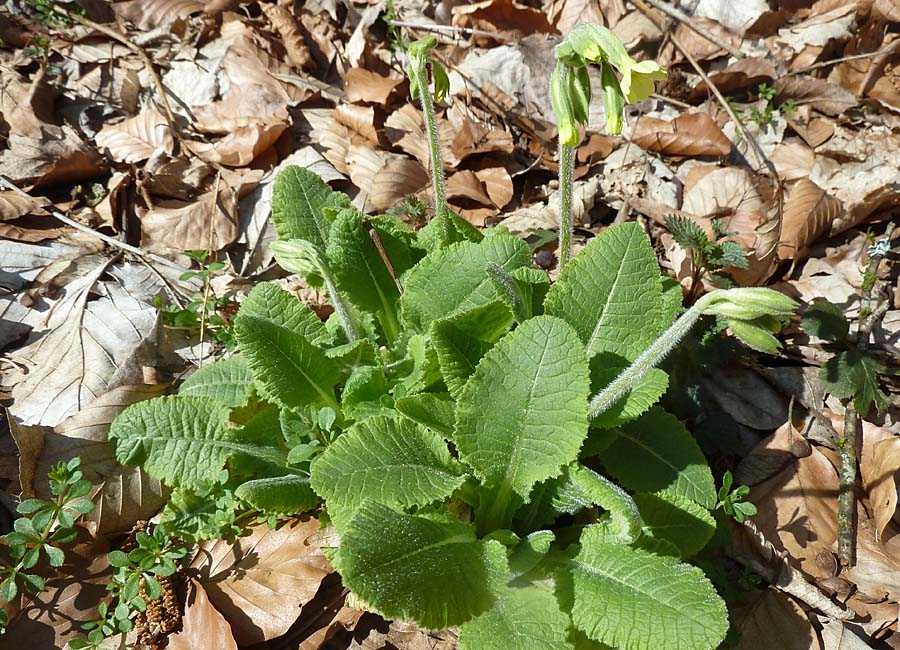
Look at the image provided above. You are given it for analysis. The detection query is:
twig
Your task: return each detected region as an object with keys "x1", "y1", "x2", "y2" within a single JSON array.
[
  {"x1": 58, "y1": 9, "x2": 186, "y2": 153},
  {"x1": 631, "y1": 0, "x2": 776, "y2": 177},
  {"x1": 837, "y1": 222, "x2": 896, "y2": 564},
  {"x1": 637, "y1": 0, "x2": 744, "y2": 60},
  {"x1": 789, "y1": 46, "x2": 900, "y2": 76},
  {"x1": 856, "y1": 39, "x2": 900, "y2": 98},
  {"x1": 0, "y1": 176, "x2": 189, "y2": 274},
  {"x1": 198, "y1": 173, "x2": 222, "y2": 369},
  {"x1": 735, "y1": 519, "x2": 852, "y2": 620},
  {"x1": 651, "y1": 92, "x2": 692, "y2": 109},
  {"x1": 386, "y1": 19, "x2": 512, "y2": 42}
]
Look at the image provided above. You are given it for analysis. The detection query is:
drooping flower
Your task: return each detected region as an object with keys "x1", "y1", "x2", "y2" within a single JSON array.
[
  {"x1": 618, "y1": 59, "x2": 668, "y2": 104},
  {"x1": 600, "y1": 64, "x2": 625, "y2": 135}
]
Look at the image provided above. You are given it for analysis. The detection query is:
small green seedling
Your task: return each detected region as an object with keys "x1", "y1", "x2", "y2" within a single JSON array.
[
  {"x1": 716, "y1": 471, "x2": 757, "y2": 523},
  {"x1": 666, "y1": 215, "x2": 749, "y2": 300}
]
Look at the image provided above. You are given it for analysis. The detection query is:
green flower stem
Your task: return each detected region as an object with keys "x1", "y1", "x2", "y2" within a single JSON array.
[
  {"x1": 557, "y1": 140, "x2": 576, "y2": 270},
  {"x1": 588, "y1": 292, "x2": 717, "y2": 419},
  {"x1": 409, "y1": 60, "x2": 449, "y2": 241},
  {"x1": 318, "y1": 255, "x2": 363, "y2": 345},
  {"x1": 475, "y1": 480, "x2": 517, "y2": 536}
]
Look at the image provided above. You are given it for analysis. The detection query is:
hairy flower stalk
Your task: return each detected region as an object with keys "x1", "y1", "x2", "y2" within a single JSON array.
[
  {"x1": 406, "y1": 37, "x2": 451, "y2": 245},
  {"x1": 589, "y1": 288, "x2": 797, "y2": 418},
  {"x1": 557, "y1": 138, "x2": 577, "y2": 269}
]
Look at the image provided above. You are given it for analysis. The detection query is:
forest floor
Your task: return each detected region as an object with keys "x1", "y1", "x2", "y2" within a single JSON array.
[{"x1": 0, "y1": 0, "x2": 899, "y2": 648}]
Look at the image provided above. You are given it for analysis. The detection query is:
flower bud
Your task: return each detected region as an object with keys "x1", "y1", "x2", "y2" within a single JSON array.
[{"x1": 600, "y1": 64, "x2": 625, "y2": 135}]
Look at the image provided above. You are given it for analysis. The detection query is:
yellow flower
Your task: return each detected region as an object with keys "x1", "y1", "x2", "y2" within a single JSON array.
[{"x1": 619, "y1": 59, "x2": 667, "y2": 103}]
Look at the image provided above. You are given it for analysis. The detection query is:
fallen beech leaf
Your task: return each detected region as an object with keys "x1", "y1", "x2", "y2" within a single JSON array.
[
  {"x1": 452, "y1": 0, "x2": 554, "y2": 34},
  {"x1": 193, "y1": 84, "x2": 290, "y2": 135},
  {"x1": 446, "y1": 170, "x2": 494, "y2": 206},
  {"x1": 187, "y1": 122, "x2": 287, "y2": 167},
  {"x1": 770, "y1": 140, "x2": 816, "y2": 182},
  {"x1": 0, "y1": 125, "x2": 105, "y2": 187},
  {"x1": 845, "y1": 518, "x2": 900, "y2": 601},
  {"x1": 0, "y1": 218, "x2": 67, "y2": 243},
  {"x1": 741, "y1": 420, "x2": 839, "y2": 578},
  {"x1": 333, "y1": 104, "x2": 380, "y2": 145},
  {"x1": 874, "y1": 0, "x2": 900, "y2": 22},
  {"x1": 94, "y1": 109, "x2": 174, "y2": 164},
  {"x1": 820, "y1": 619, "x2": 872, "y2": 650},
  {"x1": 730, "y1": 589, "x2": 820, "y2": 650},
  {"x1": 632, "y1": 112, "x2": 732, "y2": 157},
  {"x1": 346, "y1": 145, "x2": 428, "y2": 212},
  {"x1": 548, "y1": 0, "x2": 604, "y2": 33},
  {"x1": 690, "y1": 58, "x2": 777, "y2": 101},
  {"x1": 777, "y1": 6, "x2": 856, "y2": 52},
  {"x1": 774, "y1": 76, "x2": 858, "y2": 116},
  {"x1": 139, "y1": 186, "x2": 239, "y2": 251},
  {"x1": 862, "y1": 437, "x2": 900, "y2": 542},
  {"x1": 450, "y1": 119, "x2": 515, "y2": 163},
  {"x1": 476, "y1": 166, "x2": 514, "y2": 209},
  {"x1": 261, "y1": 3, "x2": 312, "y2": 73},
  {"x1": 298, "y1": 605, "x2": 364, "y2": 650},
  {"x1": 190, "y1": 517, "x2": 332, "y2": 645},
  {"x1": 671, "y1": 18, "x2": 741, "y2": 62},
  {"x1": 343, "y1": 68, "x2": 404, "y2": 105},
  {"x1": 0, "y1": 190, "x2": 49, "y2": 221},
  {"x1": 790, "y1": 117, "x2": 834, "y2": 148},
  {"x1": 114, "y1": 0, "x2": 203, "y2": 30},
  {"x1": 168, "y1": 578, "x2": 238, "y2": 650},
  {"x1": 778, "y1": 178, "x2": 841, "y2": 261},
  {"x1": 385, "y1": 104, "x2": 457, "y2": 170}
]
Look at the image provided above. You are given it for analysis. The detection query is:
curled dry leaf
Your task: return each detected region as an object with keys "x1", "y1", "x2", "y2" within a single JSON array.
[
  {"x1": 189, "y1": 517, "x2": 332, "y2": 646},
  {"x1": 632, "y1": 112, "x2": 732, "y2": 157},
  {"x1": 167, "y1": 578, "x2": 239, "y2": 650},
  {"x1": 0, "y1": 191, "x2": 49, "y2": 221},
  {"x1": 139, "y1": 185, "x2": 239, "y2": 252},
  {"x1": 451, "y1": 119, "x2": 515, "y2": 163},
  {"x1": 187, "y1": 122, "x2": 287, "y2": 167},
  {"x1": 0, "y1": 125, "x2": 105, "y2": 187},
  {"x1": 861, "y1": 436, "x2": 900, "y2": 542},
  {"x1": 334, "y1": 104, "x2": 380, "y2": 145},
  {"x1": 114, "y1": 0, "x2": 204, "y2": 30},
  {"x1": 385, "y1": 104, "x2": 458, "y2": 171},
  {"x1": 452, "y1": 0, "x2": 554, "y2": 34},
  {"x1": 730, "y1": 589, "x2": 821, "y2": 650},
  {"x1": 343, "y1": 68, "x2": 404, "y2": 105},
  {"x1": 773, "y1": 76, "x2": 858, "y2": 116},
  {"x1": 346, "y1": 145, "x2": 428, "y2": 212},
  {"x1": 741, "y1": 420, "x2": 839, "y2": 579},
  {"x1": 689, "y1": 58, "x2": 777, "y2": 102},
  {"x1": 94, "y1": 109, "x2": 174, "y2": 164},
  {"x1": 770, "y1": 140, "x2": 816, "y2": 182},
  {"x1": 778, "y1": 178, "x2": 841, "y2": 262},
  {"x1": 260, "y1": 3, "x2": 312, "y2": 72}
]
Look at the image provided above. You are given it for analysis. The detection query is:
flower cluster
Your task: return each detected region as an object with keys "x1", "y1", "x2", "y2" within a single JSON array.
[{"x1": 551, "y1": 23, "x2": 667, "y2": 143}]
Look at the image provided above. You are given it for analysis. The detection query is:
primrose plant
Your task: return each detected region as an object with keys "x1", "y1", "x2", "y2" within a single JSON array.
[{"x1": 107, "y1": 24, "x2": 797, "y2": 650}]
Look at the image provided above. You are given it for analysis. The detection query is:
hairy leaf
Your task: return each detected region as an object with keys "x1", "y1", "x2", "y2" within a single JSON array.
[
  {"x1": 545, "y1": 222, "x2": 664, "y2": 360},
  {"x1": 272, "y1": 165, "x2": 334, "y2": 248},
  {"x1": 454, "y1": 316, "x2": 589, "y2": 500},
  {"x1": 822, "y1": 349, "x2": 890, "y2": 415},
  {"x1": 633, "y1": 492, "x2": 716, "y2": 559},
  {"x1": 234, "y1": 315, "x2": 340, "y2": 411},
  {"x1": 401, "y1": 235, "x2": 530, "y2": 331},
  {"x1": 590, "y1": 355, "x2": 669, "y2": 428},
  {"x1": 802, "y1": 301, "x2": 849, "y2": 342},
  {"x1": 458, "y1": 585, "x2": 573, "y2": 650},
  {"x1": 599, "y1": 408, "x2": 716, "y2": 508},
  {"x1": 179, "y1": 356, "x2": 254, "y2": 408},
  {"x1": 239, "y1": 283, "x2": 332, "y2": 347},
  {"x1": 335, "y1": 500, "x2": 508, "y2": 628},
  {"x1": 311, "y1": 415, "x2": 465, "y2": 512},
  {"x1": 394, "y1": 393, "x2": 456, "y2": 435},
  {"x1": 432, "y1": 301, "x2": 514, "y2": 399},
  {"x1": 109, "y1": 396, "x2": 287, "y2": 489},
  {"x1": 326, "y1": 208, "x2": 401, "y2": 340},
  {"x1": 234, "y1": 475, "x2": 318, "y2": 515},
  {"x1": 571, "y1": 528, "x2": 728, "y2": 650}
]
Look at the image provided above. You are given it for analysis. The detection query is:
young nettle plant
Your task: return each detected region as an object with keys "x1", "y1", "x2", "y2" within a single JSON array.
[{"x1": 106, "y1": 23, "x2": 798, "y2": 650}]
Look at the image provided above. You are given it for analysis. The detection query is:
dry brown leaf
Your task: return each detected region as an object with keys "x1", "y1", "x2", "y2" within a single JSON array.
[
  {"x1": 778, "y1": 178, "x2": 841, "y2": 261},
  {"x1": 791, "y1": 116, "x2": 835, "y2": 149},
  {"x1": 632, "y1": 112, "x2": 732, "y2": 157},
  {"x1": 476, "y1": 166, "x2": 514, "y2": 209},
  {"x1": 689, "y1": 58, "x2": 777, "y2": 101},
  {"x1": 261, "y1": 3, "x2": 312, "y2": 72},
  {"x1": 770, "y1": 140, "x2": 817, "y2": 181},
  {"x1": 0, "y1": 125, "x2": 105, "y2": 188},
  {"x1": 446, "y1": 170, "x2": 494, "y2": 206},
  {"x1": 298, "y1": 606, "x2": 364, "y2": 650},
  {"x1": 334, "y1": 104, "x2": 380, "y2": 144},
  {"x1": 548, "y1": 0, "x2": 604, "y2": 33},
  {"x1": 873, "y1": 0, "x2": 900, "y2": 21},
  {"x1": 343, "y1": 68, "x2": 404, "y2": 105},
  {"x1": 450, "y1": 119, "x2": 515, "y2": 163},
  {"x1": 346, "y1": 145, "x2": 428, "y2": 212},
  {"x1": 189, "y1": 517, "x2": 332, "y2": 646},
  {"x1": 193, "y1": 84, "x2": 290, "y2": 135},
  {"x1": 114, "y1": 0, "x2": 203, "y2": 30},
  {"x1": 835, "y1": 34, "x2": 900, "y2": 112},
  {"x1": 741, "y1": 420, "x2": 839, "y2": 578},
  {"x1": 452, "y1": 0, "x2": 554, "y2": 35},
  {"x1": 0, "y1": 218, "x2": 68, "y2": 243},
  {"x1": 774, "y1": 76, "x2": 858, "y2": 116},
  {"x1": 730, "y1": 589, "x2": 821, "y2": 650},
  {"x1": 0, "y1": 191, "x2": 49, "y2": 221},
  {"x1": 187, "y1": 122, "x2": 287, "y2": 167},
  {"x1": 139, "y1": 186, "x2": 239, "y2": 251},
  {"x1": 862, "y1": 437, "x2": 900, "y2": 542},
  {"x1": 820, "y1": 620, "x2": 874, "y2": 650},
  {"x1": 845, "y1": 518, "x2": 900, "y2": 602},
  {"x1": 94, "y1": 109, "x2": 174, "y2": 164},
  {"x1": 669, "y1": 18, "x2": 741, "y2": 62},
  {"x1": 384, "y1": 104, "x2": 457, "y2": 170},
  {"x1": 168, "y1": 578, "x2": 239, "y2": 650}
]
